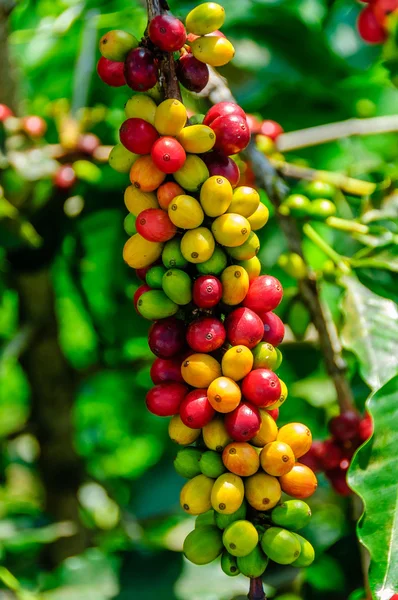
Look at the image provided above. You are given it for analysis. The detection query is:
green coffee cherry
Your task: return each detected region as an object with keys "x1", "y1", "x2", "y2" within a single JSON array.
[
  {"x1": 275, "y1": 348, "x2": 283, "y2": 369},
  {"x1": 237, "y1": 544, "x2": 269, "y2": 578},
  {"x1": 277, "y1": 253, "x2": 307, "y2": 280},
  {"x1": 195, "y1": 509, "x2": 217, "y2": 528},
  {"x1": 124, "y1": 213, "x2": 137, "y2": 236},
  {"x1": 196, "y1": 246, "x2": 228, "y2": 275},
  {"x1": 271, "y1": 500, "x2": 312, "y2": 531},
  {"x1": 221, "y1": 551, "x2": 240, "y2": 577},
  {"x1": 174, "y1": 447, "x2": 202, "y2": 478},
  {"x1": 200, "y1": 451, "x2": 226, "y2": 478},
  {"x1": 305, "y1": 180, "x2": 336, "y2": 201},
  {"x1": 162, "y1": 269, "x2": 192, "y2": 305},
  {"x1": 215, "y1": 500, "x2": 247, "y2": 530},
  {"x1": 183, "y1": 525, "x2": 223, "y2": 565},
  {"x1": 146, "y1": 265, "x2": 167, "y2": 289},
  {"x1": 309, "y1": 199, "x2": 336, "y2": 220},
  {"x1": 291, "y1": 534, "x2": 315, "y2": 567},
  {"x1": 252, "y1": 342, "x2": 278, "y2": 371},
  {"x1": 222, "y1": 520, "x2": 258, "y2": 557},
  {"x1": 279, "y1": 194, "x2": 311, "y2": 218},
  {"x1": 109, "y1": 143, "x2": 138, "y2": 173},
  {"x1": 162, "y1": 239, "x2": 188, "y2": 269},
  {"x1": 99, "y1": 30, "x2": 138, "y2": 61},
  {"x1": 226, "y1": 232, "x2": 260, "y2": 261},
  {"x1": 137, "y1": 290, "x2": 178, "y2": 320},
  {"x1": 261, "y1": 527, "x2": 301, "y2": 565}
]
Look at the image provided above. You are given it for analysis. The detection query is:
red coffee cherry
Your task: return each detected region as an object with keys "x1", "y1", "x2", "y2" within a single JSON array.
[
  {"x1": 260, "y1": 311, "x2": 285, "y2": 347},
  {"x1": 148, "y1": 15, "x2": 186, "y2": 52},
  {"x1": 186, "y1": 317, "x2": 226, "y2": 353},
  {"x1": 77, "y1": 133, "x2": 101, "y2": 155},
  {"x1": 97, "y1": 57, "x2": 126, "y2": 87},
  {"x1": 328, "y1": 410, "x2": 361, "y2": 442},
  {"x1": 357, "y1": 6, "x2": 387, "y2": 43},
  {"x1": 120, "y1": 118, "x2": 159, "y2": 154},
  {"x1": 180, "y1": 389, "x2": 215, "y2": 428},
  {"x1": 148, "y1": 317, "x2": 186, "y2": 358},
  {"x1": 203, "y1": 102, "x2": 246, "y2": 127},
  {"x1": 146, "y1": 382, "x2": 188, "y2": 416},
  {"x1": 260, "y1": 120, "x2": 283, "y2": 140},
  {"x1": 242, "y1": 368, "x2": 281, "y2": 407},
  {"x1": 150, "y1": 357, "x2": 184, "y2": 384},
  {"x1": 224, "y1": 401, "x2": 261, "y2": 442},
  {"x1": 243, "y1": 275, "x2": 283, "y2": 314},
  {"x1": 225, "y1": 307, "x2": 264, "y2": 349},
  {"x1": 22, "y1": 115, "x2": 47, "y2": 138},
  {"x1": 124, "y1": 47, "x2": 158, "y2": 91},
  {"x1": 359, "y1": 412, "x2": 373, "y2": 441},
  {"x1": 0, "y1": 104, "x2": 14, "y2": 121},
  {"x1": 136, "y1": 208, "x2": 177, "y2": 242},
  {"x1": 203, "y1": 150, "x2": 240, "y2": 187},
  {"x1": 193, "y1": 275, "x2": 223, "y2": 308},
  {"x1": 326, "y1": 467, "x2": 351, "y2": 497},
  {"x1": 134, "y1": 283, "x2": 151, "y2": 312},
  {"x1": 151, "y1": 137, "x2": 186, "y2": 173},
  {"x1": 211, "y1": 114, "x2": 250, "y2": 155},
  {"x1": 320, "y1": 439, "x2": 344, "y2": 471},
  {"x1": 54, "y1": 164, "x2": 77, "y2": 190},
  {"x1": 266, "y1": 407, "x2": 279, "y2": 421},
  {"x1": 176, "y1": 53, "x2": 209, "y2": 93},
  {"x1": 245, "y1": 114, "x2": 262, "y2": 134}
]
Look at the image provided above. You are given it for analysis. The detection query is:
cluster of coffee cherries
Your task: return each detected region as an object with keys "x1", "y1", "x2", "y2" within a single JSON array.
[
  {"x1": 97, "y1": 2, "x2": 234, "y2": 93},
  {"x1": 279, "y1": 180, "x2": 337, "y2": 222},
  {"x1": 302, "y1": 410, "x2": 373, "y2": 496},
  {"x1": 357, "y1": 0, "x2": 397, "y2": 44}
]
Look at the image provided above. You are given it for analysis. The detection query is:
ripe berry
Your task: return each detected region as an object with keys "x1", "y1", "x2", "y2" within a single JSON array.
[
  {"x1": 357, "y1": 6, "x2": 387, "y2": 43},
  {"x1": 176, "y1": 53, "x2": 209, "y2": 93},
  {"x1": 277, "y1": 423, "x2": 312, "y2": 459},
  {"x1": 130, "y1": 155, "x2": 166, "y2": 192},
  {"x1": 187, "y1": 317, "x2": 226, "y2": 353},
  {"x1": 267, "y1": 408, "x2": 279, "y2": 421},
  {"x1": 54, "y1": 164, "x2": 77, "y2": 190},
  {"x1": 149, "y1": 15, "x2": 186, "y2": 52},
  {"x1": 22, "y1": 115, "x2": 47, "y2": 138},
  {"x1": 319, "y1": 439, "x2": 343, "y2": 470},
  {"x1": 225, "y1": 308, "x2": 264, "y2": 349},
  {"x1": 148, "y1": 317, "x2": 186, "y2": 358},
  {"x1": 279, "y1": 463, "x2": 318, "y2": 499},
  {"x1": 0, "y1": 104, "x2": 13, "y2": 121},
  {"x1": 204, "y1": 102, "x2": 246, "y2": 127},
  {"x1": 77, "y1": 133, "x2": 101, "y2": 155},
  {"x1": 99, "y1": 30, "x2": 138, "y2": 61},
  {"x1": 203, "y1": 151, "x2": 240, "y2": 187},
  {"x1": 180, "y1": 389, "x2": 215, "y2": 428},
  {"x1": 146, "y1": 382, "x2": 188, "y2": 416},
  {"x1": 243, "y1": 275, "x2": 283, "y2": 314},
  {"x1": 136, "y1": 208, "x2": 177, "y2": 242},
  {"x1": 211, "y1": 114, "x2": 250, "y2": 155},
  {"x1": 224, "y1": 401, "x2": 261, "y2": 442},
  {"x1": 260, "y1": 120, "x2": 283, "y2": 140},
  {"x1": 242, "y1": 369, "x2": 281, "y2": 407},
  {"x1": 124, "y1": 47, "x2": 158, "y2": 91},
  {"x1": 327, "y1": 468, "x2": 351, "y2": 497},
  {"x1": 157, "y1": 182, "x2": 185, "y2": 210},
  {"x1": 193, "y1": 275, "x2": 223, "y2": 308},
  {"x1": 97, "y1": 57, "x2": 126, "y2": 87},
  {"x1": 328, "y1": 410, "x2": 361, "y2": 442},
  {"x1": 151, "y1": 137, "x2": 186, "y2": 173},
  {"x1": 150, "y1": 357, "x2": 184, "y2": 384},
  {"x1": 299, "y1": 440, "x2": 325, "y2": 472},
  {"x1": 260, "y1": 311, "x2": 285, "y2": 346},
  {"x1": 119, "y1": 118, "x2": 159, "y2": 155},
  {"x1": 222, "y1": 442, "x2": 260, "y2": 477},
  {"x1": 245, "y1": 114, "x2": 262, "y2": 134},
  {"x1": 134, "y1": 283, "x2": 151, "y2": 312},
  {"x1": 207, "y1": 376, "x2": 242, "y2": 413},
  {"x1": 359, "y1": 412, "x2": 373, "y2": 441}
]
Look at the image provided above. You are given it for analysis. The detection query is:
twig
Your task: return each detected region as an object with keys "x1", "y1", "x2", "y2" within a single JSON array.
[
  {"x1": 204, "y1": 67, "x2": 355, "y2": 413},
  {"x1": 0, "y1": 323, "x2": 36, "y2": 362},
  {"x1": 248, "y1": 577, "x2": 266, "y2": 600},
  {"x1": 276, "y1": 115, "x2": 398, "y2": 152}
]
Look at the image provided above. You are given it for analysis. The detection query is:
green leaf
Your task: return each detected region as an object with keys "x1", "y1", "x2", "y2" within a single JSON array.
[
  {"x1": 348, "y1": 376, "x2": 398, "y2": 600},
  {"x1": 351, "y1": 246, "x2": 398, "y2": 273},
  {"x1": 341, "y1": 275, "x2": 398, "y2": 390}
]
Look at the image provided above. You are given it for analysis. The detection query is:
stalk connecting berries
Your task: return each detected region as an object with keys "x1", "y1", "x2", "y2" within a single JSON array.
[{"x1": 100, "y1": 1, "x2": 318, "y2": 583}]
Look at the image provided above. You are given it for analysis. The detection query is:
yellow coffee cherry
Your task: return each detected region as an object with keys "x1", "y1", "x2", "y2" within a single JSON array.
[
  {"x1": 267, "y1": 379, "x2": 288, "y2": 409},
  {"x1": 228, "y1": 186, "x2": 260, "y2": 218},
  {"x1": 155, "y1": 99, "x2": 187, "y2": 136},
  {"x1": 203, "y1": 417, "x2": 232, "y2": 452},
  {"x1": 169, "y1": 415, "x2": 201, "y2": 445},
  {"x1": 211, "y1": 473, "x2": 244, "y2": 515},
  {"x1": 227, "y1": 232, "x2": 260, "y2": 261},
  {"x1": 221, "y1": 346, "x2": 254, "y2": 381},
  {"x1": 245, "y1": 472, "x2": 282, "y2": 511},
  {"x1": 186, "y1": 2, "x2": 225, "y2": 35},
  {"x1": 181, "y1": 227, "x2": 215, "y2": 263},
  {"x1": 212, "y1": 214, "x2": 251, "y2": 247},
  {"x1": 247, "y1": 203, "x2": 269, "y2": 231},
  {"x1": 124, "y1": 186, "x2": 159, "y2": 215},
  {"x1": 168, "y1": 195, "x2": 204, "y2": 229},
  {"x1": 109, "y1": 143, "x2": 138, "y2": 173},
  {"x1": 251, "y1": 409, "x2": 278, "y2": 447},
  {"x1": 260, "y1": 441, "x2": 295, "y2": 477},
  {"x1": 192, "y1": 36, "x2": 235, "y2": 67},
  {"x1": 181, "y1": 353, "x2": 222, "y2": 387},
  {"x1": 125, "y1": 94, "x2": 157, "y2": 124},
  {"x1": 174, "y1": 155, "x2": 209, "y2": 192},
  {"x1": 177, "y1": 124, "x2": 216, "y2": 154},
  {"x1": 207, "y1": 377, "x2": 242, "y2": 413},
  {"x1": 123, "y1": 234, "x2": 163, "y2": 269},
  {"x1": 277, "y1": 422, "x2": 312, "y2": 459},
  {"x1": 238, "y1": 256, "x2": 261, "y2": 281},
  {"x1": 200, "y1": 175, "x2": 233, "y2": 217},
  {"x1": 180, "y1": 474, "x2": 214, "y2": 515},
  {"x1": 221, "y1": 265, "x2": 249, "y2": 305}
]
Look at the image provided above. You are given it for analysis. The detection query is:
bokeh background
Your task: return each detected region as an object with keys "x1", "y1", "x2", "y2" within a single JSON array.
[{"x1": 0, "y1": 0, "x2": 398, "y2": 598}]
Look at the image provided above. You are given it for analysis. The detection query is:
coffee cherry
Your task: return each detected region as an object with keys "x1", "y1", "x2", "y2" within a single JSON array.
[
  {"x1": 180, "y1": 474, "x2": 214, "y2": 514},
  {"x1": 169, "y1": 414, "x2": 201, "y2": 445},
  {"x1": 187, "y1": 317, "x2": 226, "y2": 353},
  {"x1": 54, "y1": 164, "x2": 77, "y2": 190},
  {"x1": 200, "y1": 452, "x2": 226, "y2": 478},
  {"x1": 181, "y1": 353, "x2": 222, "y2": 387},
  {"x1": 193, "y1": 275, "x2": 223, "y2": 308},
  {"x1": 137, "y1": 289, "x2": 178, "y2": 320},
  {"x1": 157, "y1": 181, "x2": 184, "y2": 210},
  {"x1": 245, "y1": 114, "x2": 262, "y2": 134},
  {"x1": 215, "y1": 500, "x2": 247, "y2": 530},
  {"x1": 168, "y1": 194, "x2": 204, "y2": 229},
  {"x1": 149, "y1": 15, "x2": 186, "y2": 52},
  {"x1": 130, "y1": 155, "x2": 166, "y2": 191},
  {"x1": 180, "y1": 227, "x2": 215, "y2": 264},
  {"x1": 225, "y1": 307, "x2": 264, "y2": 349},
  {"x1": 221, "y1": 551, "x2": 240, "y2": 577},
  {"x1": 124, "y1": 47, "x2": 158, "y2": 91},
  {"x1": 243, "y1": 275, "x2": 283, "y2": 314},
  {"x1": 327, "y1": 468, "x2": 351, "y2": 496},
  {"x1": 191, "y1": 35, "x2": 235, "y2": 67},
  {"x1": 359, "y1": 412, "x2": 373, "y2": 441},
  {"x1": 119, "y1": 118, "x2": 159, "y2": 155},
  {"x1": 203, "y1": 416, "x2": 233, "y2": 451},
  {"x1": 162, "y1": 238, "x2": 188, "y2": 270},
  {"x1": 228, "y1": 186, "x2": 260, "y2": 218},
  {"x1": 261, "y1": 527, "x2": 301, "y2": 565},
  {"x1": 310, "y1": 199, "x2": 336, "y2": 220},
  {"x1": 99, "y1": 30, "x2": 138, "y2": 61},
  {"x1": 203, "y1": 150, "x2": 240, "y2": 187},
  {"x1": 222, "y1": 442, "x2": 260, "y2": 477},
  {"x1": 208, "y1": 376, "x2": 242, "y2": 413},
  {"x1": 174, "y1": 155, "x2": 209, "y2": 192},
  {"x1": 292, "y1": 534, "x2": 315, "y2": 567},
  {"x1": 357, "y1": 6, "x2": 387, "y2": 43},
  {"x1": 146, "y1": 382, "x2": 188, "y2": 416},
  {"x1": 22, "y1": 115, "x2": 47, "y2": 138},
  {"x1": 77, "y1": 133, "x2": 100, "y2": 155},
  {"x1": 155, "y1": 99, "x2": 187, "y2": 136},
  {"x1": 251, "y1": 342, "x2": 278, "y2": 371},
  {"x1": 136, "y1": 208, "x2": 176, "y2": 242},
  {"x1": 227, "y1": 232, "x2": 260, "y2": 261},
  {"x1": 151, "y1": 137, "x2": 186, "y2": 173},
  {"x1": 247, "y1": 203, "x2": 269, "y2": 231},
  {"x1": 279, "y1": 463, "x2": 318, "y2": 499},
  {"x1": 225, "y1": 401, "x2": 261, "y2": 442},
  {"x1": 211, "y1": 114, "x2": 250, "y2": 156},
  {"x1": 186, "y1": 2, "x2": 225, "y2": 35},
  {"x1": 148, "y1": 317, "x2": 186, "y2": 358},
  {"x1": 237, "y1": 544, "x2": 269, "y2": 578},
  {"x1": 319, "y1": 439, "x2": 343, "y2": 470},
  {"x1": 0, "y1": 104, "x2": 13, "y2": 121},
  {"x1": 250, "y1": 408, "x2": 278, "y2": 447},
  {"x1": 222, "y1": 520, "x2": 258, "y2": 557},
  {"x1": 133, "y1": 283, "x2": 151, "y2": 312},
  {"x1": 260, "y1": 120, "x2": 283, "y2": 140},
  {"x1": 184, "y1": 525, "x2": 223, "y2": 564},
  {"x1": 177, "y1": 124, "x2": 216, "y2": 154},
  {"x1": 267, "y1": 407, "x2": 279, "y2": 421},
  {"x1": 97, "y1": 57, "x2": 126, "y2": 86},
  {"x1": 211, "y1": 473, "x2": 245, "y2": 515},
  {"x1": 212, "y1": 214, "x2": 251, "y2": 247},
  {"x1": 174, "y1": 447, "x2": 202, "y2": 478},
  {"x1": 163, "y1": 269, "x2": 193, "y2": 305},
  {"x1": 180, "y1": 389, "x2": 215, "y2": 428},
  {"x1": 124, "y1": 186, "x2": 159, "y2": 215},
  {"x1": 200, "y1": 175, "x2": 233, "y2": 217},
  {"x1": 145, "y1": 265, "x2": 165, "y2": 289},
  {"x1": 197, "y1": 246, "x2": 228, "y2": 276},
  {"x1": 242, "y1": 369, "x2": 281, "y2": 407},
  {"x1": 221, "y1": 346, "x2": 254, "y2": 381},
  {"x1": 221, "y1": 265, "x2": 250, "y2": 306},
  {"x1": 176, "y1": 53, "x2": 209, "y2": 92},
  {"x1": 125, "y1": 94, "x2": 157, "y2": 124},
  {"x1": 204, "y1": 102, "x2": 246, "y2": 126},
  {"x1": 123, "y1": 234, "x2": 164, "y2": 269},
  {"x1": 271, "y1": 500, "x2": 312, "y2": 531},
  {"x1": 329, "y1": 410, "x2": 361, "y2": 441},
  {"x1": 260, "y1": 311, "x2": 285, "y2": 346},
  {"x1": 260, "y1": 441, "x2": 295, "y2": 477},
  {"x1": 245, "y1": 472, "x2": 281, "y2": 510},
  {"x1": 277, "y1": 422, "x2": 312, "y2": 458},
  {"x1": 109, "y1": 144, "x2": 138, "y2": 173},
  {"x1": 238, "y1": 256, "x2": 261, "y2": 282},
  {"x1": 150, "y1": 357, "x2": 184, "y2": 384}
]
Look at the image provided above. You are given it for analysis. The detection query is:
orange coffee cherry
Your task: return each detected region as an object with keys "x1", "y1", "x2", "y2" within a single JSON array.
[
  {"x1": 130, "y1": 155, "x2": 166, "y2": 192},
  {"x1": 277, "y1": 422, "x2": 312, "y2": 458},
  {"x1": 279, "y1": 463, "x2": 318, "y2": 499},
  {"x1": 260, "y1": 441, "x2": 295, "y2": 477},
  {"x1": 222, "y1": 442, "x2": 260, "y2": 477},
  {"x1": 207, "y1": 376, "x2": 241, "y2": 413}
]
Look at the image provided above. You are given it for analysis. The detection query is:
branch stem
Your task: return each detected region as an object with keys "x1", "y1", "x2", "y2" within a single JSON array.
[{"x1": 248, "y1": 577, "x2": 266, "y2": 600}]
